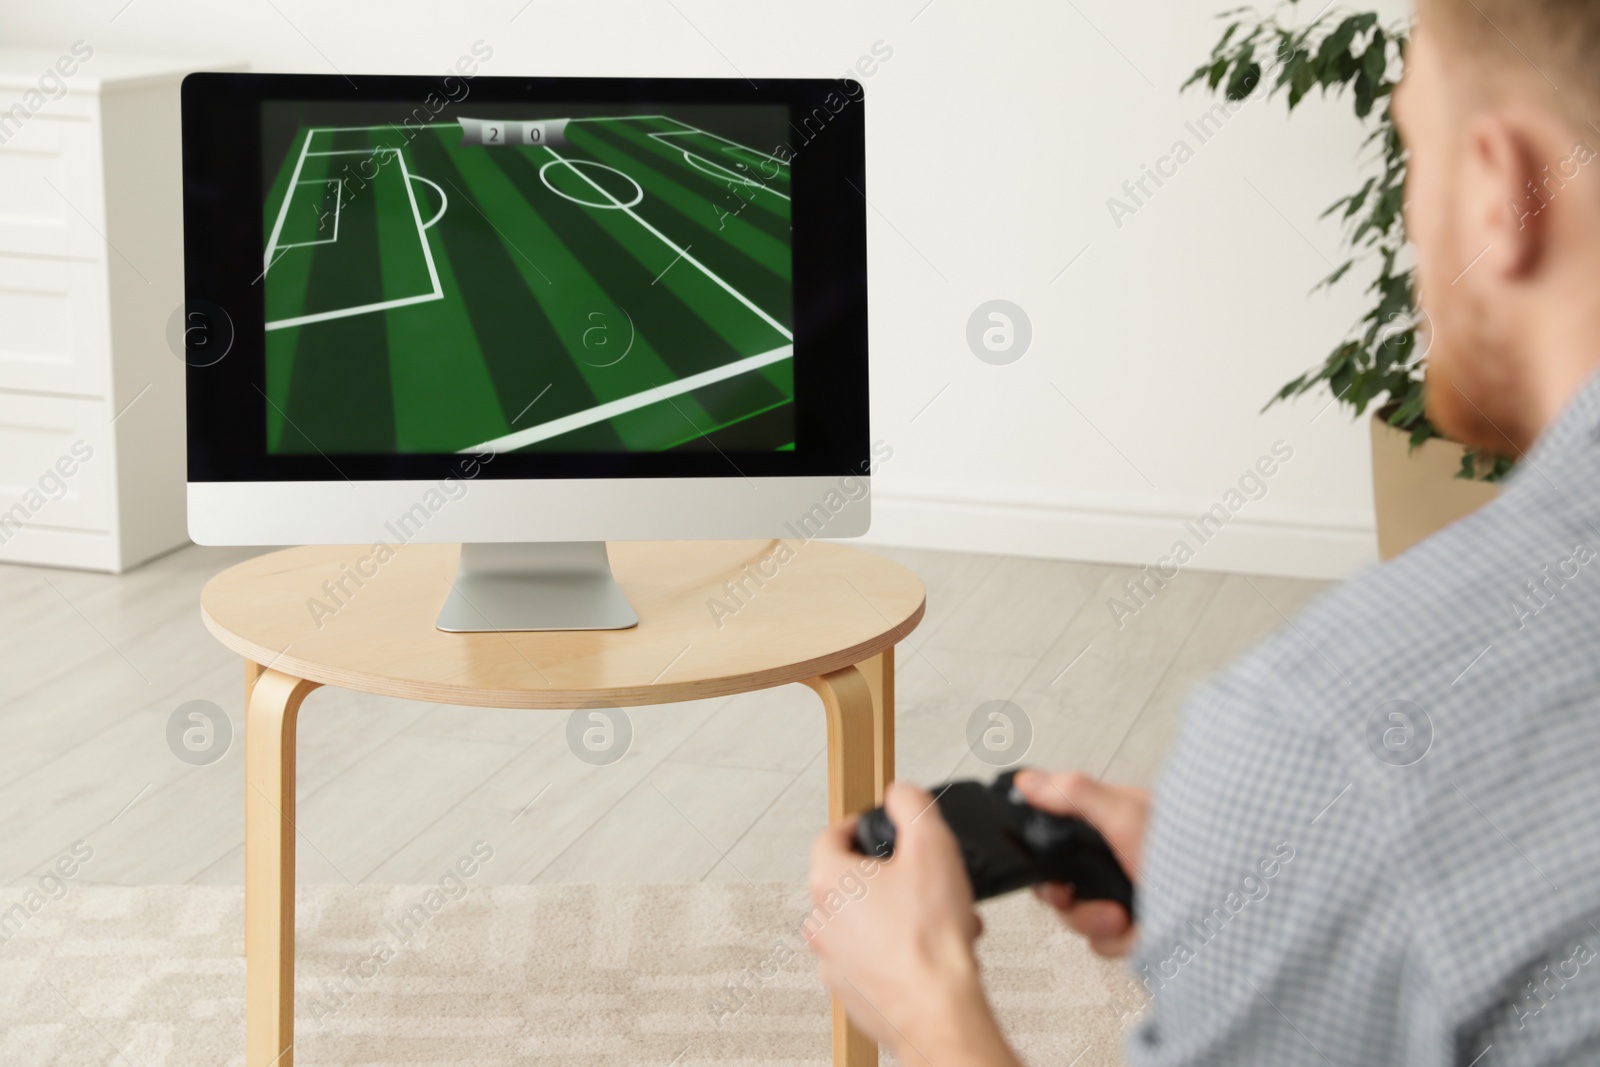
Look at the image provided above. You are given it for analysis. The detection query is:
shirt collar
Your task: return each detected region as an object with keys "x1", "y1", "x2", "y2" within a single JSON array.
[{"x1": 1519, "y1": 363, "x2": 1600, "y2": 469}]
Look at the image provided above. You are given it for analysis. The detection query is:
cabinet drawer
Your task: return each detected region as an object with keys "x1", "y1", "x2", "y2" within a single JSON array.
[
  {"x1": 0, "y1": 393, "x2": 110, "y2": 533},
  {"x1": 0, "y1": 115, "x2": 105, "y2": 259},
  {"x1": 0, "y1": 257, "x2": 110, "y2": 395}
]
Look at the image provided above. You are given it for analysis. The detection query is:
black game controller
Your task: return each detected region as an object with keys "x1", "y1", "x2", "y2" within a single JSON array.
[{"x1": 852, "y1": 769, "x2": 1135, "y2": 915}]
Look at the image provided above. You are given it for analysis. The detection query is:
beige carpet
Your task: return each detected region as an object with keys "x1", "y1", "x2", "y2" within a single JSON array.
[{"x1": 1, "y1": 883, "x2": 1141, "y2": 1066}]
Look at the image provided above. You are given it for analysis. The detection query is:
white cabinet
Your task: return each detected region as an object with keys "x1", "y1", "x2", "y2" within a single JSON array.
[{"x1": 0, "y1": 48, "x2": 242, "y2": 571}]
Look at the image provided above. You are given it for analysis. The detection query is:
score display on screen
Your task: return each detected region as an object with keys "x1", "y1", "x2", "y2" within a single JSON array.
[{"x1": 457, "y1": 116, "x2": 571, "y2": 148}]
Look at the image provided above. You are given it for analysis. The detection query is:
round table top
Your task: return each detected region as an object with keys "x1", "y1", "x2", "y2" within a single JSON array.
[{"x1": 201, "y1": 540, "x2": 925, "y2": 708}]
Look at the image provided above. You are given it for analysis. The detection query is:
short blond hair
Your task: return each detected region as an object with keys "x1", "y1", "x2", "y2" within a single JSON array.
[{"x1": 1428, "y1": 0, "x2": 1600, "y2": 128}]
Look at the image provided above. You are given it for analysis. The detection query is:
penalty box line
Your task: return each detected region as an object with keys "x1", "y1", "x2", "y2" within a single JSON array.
[
  {"x1": 619, "y1": 121, "x2": 789, "y2": 203},
  {"x1": 648, "y1": 122, "x2": 791, "y2": 171},
  {"x1": 262, "y1": 143, "x2": 400, "y2": 277},
  {"x1": 278, "y1": 178, "x2": 344, "y2": 249},
  {"x1": 263, "y1": 127, "x2": 315, "y2": 273},
  {"x1": 263, "y1": 144, "x2": 443, "y2": 332},
  {"x1": 461, "y1": 345, "x2": 794, "y2": 454},
  {"x1": 543, "y1": 145, "x2": 792, "y2": 344}
]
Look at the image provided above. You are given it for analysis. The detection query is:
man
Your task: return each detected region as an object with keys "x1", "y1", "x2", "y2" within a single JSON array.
[{"x1": 807, "y1": 2, "x2": 1600, "y2": 1063}]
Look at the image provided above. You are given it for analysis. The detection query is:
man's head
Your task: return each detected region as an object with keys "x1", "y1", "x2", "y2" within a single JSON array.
[{"x1": 1395, "y1": 0, "x2": 1600, "y2": 455}]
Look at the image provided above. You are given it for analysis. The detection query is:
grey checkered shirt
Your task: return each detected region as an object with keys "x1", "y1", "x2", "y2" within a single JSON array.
[{"x1": 1126, "y1": 373, "x2": 1600, "y2": 1066}]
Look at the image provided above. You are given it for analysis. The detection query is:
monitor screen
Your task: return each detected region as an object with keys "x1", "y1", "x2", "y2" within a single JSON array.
[
  {"x1": 259, "y1": 102, "x2": 795, "y2": 457},
  {"x1": 183, "y1": 75, "x2": 865, "y2": 487}
]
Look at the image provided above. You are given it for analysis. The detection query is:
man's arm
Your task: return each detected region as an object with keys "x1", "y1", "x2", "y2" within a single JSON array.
[
  {"x1": 806, "y1": 782, "x2": 1025, "y2": 1067},
  {"x1": 805, "y1": 776, "x2": 1151, "y2": 1065}
]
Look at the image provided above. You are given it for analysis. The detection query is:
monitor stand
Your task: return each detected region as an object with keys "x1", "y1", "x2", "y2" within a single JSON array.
[{"x1": 435, "y1": 542, "x2": 640, "y2": 633}]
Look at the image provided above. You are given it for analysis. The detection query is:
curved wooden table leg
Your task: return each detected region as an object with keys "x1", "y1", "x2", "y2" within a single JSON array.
[
  {"x1": 245, "y1": 666, "x2": 320, "y2": 1067},
  {"x1": 855, "y1": 649, "x2": 894, "y2": 801},
  {"x1": 806, "y1": 649, "x2": 896, "y2": 1067}
]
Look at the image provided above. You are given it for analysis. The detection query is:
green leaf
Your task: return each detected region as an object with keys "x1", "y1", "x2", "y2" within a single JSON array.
[
  {"x1": 1316, "y1": 15, "x2": 1361, "y2": 74},
  {"x1": 1226, "y1": 56, "x2": 1263, "y2": 100},
  {"x1": 1363, "y1": 28, "x2": 1389, "y2": 84},
  {"x1": 1315, "y1": 258, "x2": 1356, "y2": 290},
  {"x1": 1344, "y1": 176, "x2": 1377, "y2": 219},
  {"x1": 1207, "y1": 56, "x2": 1230, "y2": 90},
  {"x1": 1353, "y1": 69, "x2": 1375, "y2": 117},
  {"x1": 1288, "y1": 54, "x2": 1317, "y2": 106},
  {"x1": 1391, "y1": 387, "x2": 1427, "y2": 425}
]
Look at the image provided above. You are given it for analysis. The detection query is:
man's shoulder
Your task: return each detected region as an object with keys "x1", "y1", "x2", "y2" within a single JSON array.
[
  {"x1": 1225, "y1": 458, "x2": 1600, "y2": 736},
  {"x1": 1194, "y1": 459, "x2": 1600, "y2": 1024}
]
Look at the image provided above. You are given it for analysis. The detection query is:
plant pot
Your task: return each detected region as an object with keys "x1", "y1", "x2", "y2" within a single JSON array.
[{"x1": 1370, "y1": 412, "x2": 1499, "y2": 561}]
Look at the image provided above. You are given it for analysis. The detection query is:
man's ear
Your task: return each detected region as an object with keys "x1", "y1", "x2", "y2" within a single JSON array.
[{"x1": 1462, "y1": 111, "x2": 1547, "y2": 280}]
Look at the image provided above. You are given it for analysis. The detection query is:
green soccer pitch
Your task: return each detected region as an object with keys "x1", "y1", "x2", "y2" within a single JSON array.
[{"x1": 260, "y1": 114, "x2": 794, "y2": 455}]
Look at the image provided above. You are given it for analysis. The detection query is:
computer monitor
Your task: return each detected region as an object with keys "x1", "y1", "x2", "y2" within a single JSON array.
[{"x1": 180, "y1": 73, "x2": 870, "y2": 631}]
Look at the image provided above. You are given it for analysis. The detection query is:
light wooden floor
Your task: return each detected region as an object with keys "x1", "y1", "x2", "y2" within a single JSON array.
[{"x1": 0, "y1": 544, "x2": 1328, "y2": 889}]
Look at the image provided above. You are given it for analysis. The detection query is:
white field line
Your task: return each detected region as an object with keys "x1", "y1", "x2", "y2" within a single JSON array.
[
  {"x1": 544, "y1": 145, "x2": 792, "y2": 342},
  {"x1": 648, "y1": 125, "x2": 790, "y2": 170},
  {"x1": 279, "y1": 178, "x2": 343, "y2": 248},
  {"x1": 563, "y1": 114, "x2": 670, "y2": 124},
  {"x1": 411, "y1": 174, "x2": 448, "y2": 229},
  {"x1": 263, "y1": 127, "x2": 315, "y2": 272},
  {"x1": 265, "y1": 291, "x2": 444, "y2": 332},
  {"x1": 679, "y1": 150, "x2": 790, "y2": 201},
  {"x1": 460, "y1": 345, "x2": 793, "y2": 454},
  {"x1": 264, "y1": 147, "x2": 442, "y2": 332},
  {"x1": 307, "y1": 116, "x2": 668, "y2": 135},
  {"x1": 306, "y1": 122, "x2": 462, "y2": 133},
  {"x1": 306, "y1": 148, "x2": 398, "y2": 157},
  {"x1": 394, "y1": 143, "x2": 443, "y2": 297}
]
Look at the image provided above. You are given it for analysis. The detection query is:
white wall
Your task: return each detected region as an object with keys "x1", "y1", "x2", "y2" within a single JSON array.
[{"x1": 2, "y1": 0, "x2": 1414, "y2": 579}]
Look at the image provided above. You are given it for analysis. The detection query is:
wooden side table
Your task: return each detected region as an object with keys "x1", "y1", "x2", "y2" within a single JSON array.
[{"x1": 200, "y1": 539, "x2": 925, "y2": 1067}]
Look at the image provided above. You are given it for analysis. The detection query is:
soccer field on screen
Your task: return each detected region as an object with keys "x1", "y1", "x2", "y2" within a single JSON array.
[{"x1": 260, "y1": 113, "x2": 794, "y2": 455}]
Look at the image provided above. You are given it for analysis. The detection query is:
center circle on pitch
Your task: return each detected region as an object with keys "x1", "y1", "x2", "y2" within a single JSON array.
[{"x1": 539, "y1": 159, "x2": 644, "y2": 209}]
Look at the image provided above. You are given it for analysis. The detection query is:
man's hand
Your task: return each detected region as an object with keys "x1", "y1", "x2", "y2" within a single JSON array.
[
  {"x1": 806, "y1": 782, "x2": 1022, "y2": 1067},
  {"x1": 1013, "y1": 768, "x2": 1149, "y2": 958}
]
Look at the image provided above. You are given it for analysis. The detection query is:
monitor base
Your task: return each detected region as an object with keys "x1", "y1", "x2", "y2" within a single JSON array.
[{"x1": 436, "y1": 542, "x2": 640, "y2": 633}]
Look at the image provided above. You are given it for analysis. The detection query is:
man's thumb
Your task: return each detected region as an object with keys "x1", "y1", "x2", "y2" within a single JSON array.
[
  {"x1": 884, "y1": 780, "x2": 962, "y2": 853},
  {"x1": 1014, "y1": 769, "x2": 1118, "y2": 825}
]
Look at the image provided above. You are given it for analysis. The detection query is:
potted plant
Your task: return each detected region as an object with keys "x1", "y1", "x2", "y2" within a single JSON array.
[{"x1": 1187, "y1": 3, "x2": 1505, "y2": 560}]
